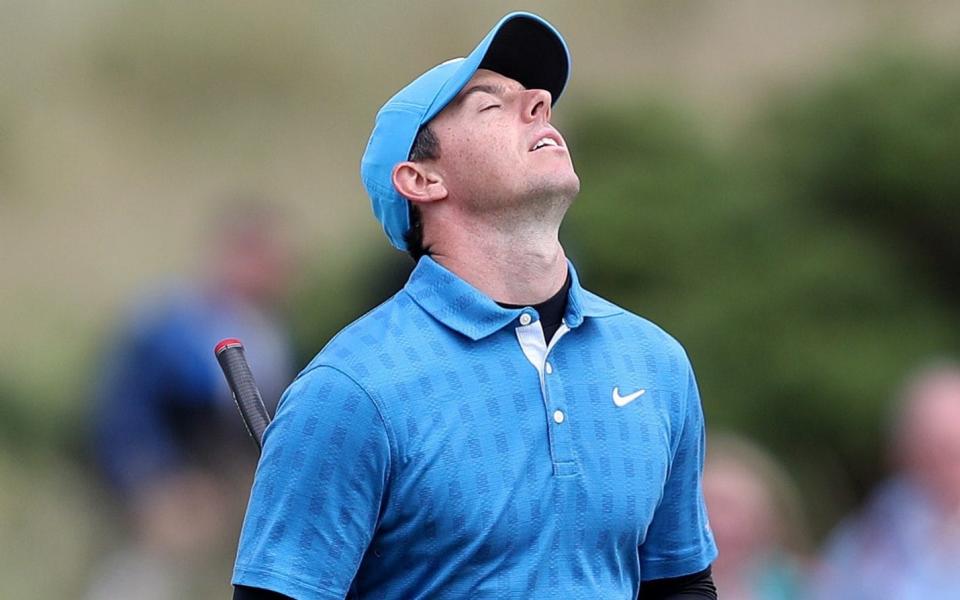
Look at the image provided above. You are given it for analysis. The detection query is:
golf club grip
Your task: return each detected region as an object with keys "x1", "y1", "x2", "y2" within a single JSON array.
[{"x1": 215, "y1": 339, "x2": 271, "y2": 452}]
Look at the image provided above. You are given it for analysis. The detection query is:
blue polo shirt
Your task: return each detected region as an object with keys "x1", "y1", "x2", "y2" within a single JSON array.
[{"x1": 233, "y1": 256, "x2": 716, "y2": 599}]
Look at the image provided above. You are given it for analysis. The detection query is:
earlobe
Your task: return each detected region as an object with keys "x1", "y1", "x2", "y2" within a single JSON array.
[{"x1": 392, "y1": 161, "x2": 447, "y2": 204}]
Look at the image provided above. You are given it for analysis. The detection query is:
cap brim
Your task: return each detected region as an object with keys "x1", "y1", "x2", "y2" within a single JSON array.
[{"x1": 479, "y1": 14, "x2": 569, "y2": 102}]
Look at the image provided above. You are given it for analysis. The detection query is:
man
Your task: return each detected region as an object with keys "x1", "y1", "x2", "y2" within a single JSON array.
[
  {"x1": 234, "y1": 12, "x2": 717, "y2": 599},
  {"x1": 704, "y1": 433, "x2": 808, "y2": 599},
  {"x1": 813, "y1": 362, "x2": 960, "y2": 599},
  {"x1": 89, "y1": 200, "x2": 295, "y2": 599}
]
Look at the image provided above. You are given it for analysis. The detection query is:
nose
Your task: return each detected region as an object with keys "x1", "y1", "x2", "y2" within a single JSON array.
[{"x1": 521, "y1": 88, "x2": 552, "y2": 123}]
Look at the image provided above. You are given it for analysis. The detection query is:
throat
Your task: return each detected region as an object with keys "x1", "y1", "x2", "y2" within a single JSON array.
[{"x1": 428, "y1": 236, "x2": 569, "y2": 309}]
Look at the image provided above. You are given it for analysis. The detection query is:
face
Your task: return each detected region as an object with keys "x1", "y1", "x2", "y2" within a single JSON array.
[
  {"x1": 216, "y1": 218, "x2": 295, "y2": 307},
  {"x1": 704, "y1": 459, "x2": 777, "y2": 569},
  {"x1": 427, "y1": 69, "x2": 580, "y2": 221},
  {"x1": 899, "y1": 373, "x2": 960, "y2": 508}
]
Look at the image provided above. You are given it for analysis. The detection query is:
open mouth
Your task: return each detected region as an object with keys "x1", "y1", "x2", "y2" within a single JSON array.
[
  {"x1": 531, "y1": 137, "x2": 560, "y2": 151},
  {"x1": 530, "y1": 131, "x2": 563, "y2": 152}
]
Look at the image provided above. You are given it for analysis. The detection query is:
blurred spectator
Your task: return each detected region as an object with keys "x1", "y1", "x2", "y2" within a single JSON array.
[
  {"x1": 704, "y1": 432, "x2": 809, "y2": 600},
  {"x1": 813, "y1": 361, "x2": 960, "y2": 600},
  {"x1": 87, "y1": 200, "x2": 296, "y2": 599}
]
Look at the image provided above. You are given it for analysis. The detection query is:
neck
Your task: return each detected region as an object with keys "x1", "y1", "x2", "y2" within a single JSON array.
[{"x1": 426, "y1": 217, "x2": 568, "y2": 305}]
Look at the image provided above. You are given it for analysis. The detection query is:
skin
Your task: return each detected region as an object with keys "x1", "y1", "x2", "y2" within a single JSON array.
[
  {"x1": 210, "y1": 215, "x2": 295, "y2": 310},
  {"x1": 392, "y1": 68, "x2": 581, "y2": 305},
  {"x1": 894, "y1": 368, "x2": 960, "y2": 514},
  {"x1": 703, "y1": 458, "x2": 777, "y2": 600}
]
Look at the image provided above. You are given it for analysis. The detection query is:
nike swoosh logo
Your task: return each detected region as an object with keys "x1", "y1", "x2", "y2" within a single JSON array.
[{"x1": 613, "y1": 387, "x2": 646, "y2": 407}]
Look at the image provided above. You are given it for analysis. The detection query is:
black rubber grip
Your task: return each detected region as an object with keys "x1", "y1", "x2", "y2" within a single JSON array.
[{"x1": 215, "y1": 339, "x2": 271, "y2": 452}]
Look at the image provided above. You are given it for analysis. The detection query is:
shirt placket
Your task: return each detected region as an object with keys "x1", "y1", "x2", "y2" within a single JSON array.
[{"x1": 515, "y1": 311, "x2": 578, "y2": 477}]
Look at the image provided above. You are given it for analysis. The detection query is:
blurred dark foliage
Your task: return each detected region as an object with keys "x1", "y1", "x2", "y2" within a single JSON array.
[
  {"x1": 762, "y1": 53, "x2": 960, "y2": 301},
  {"x1": 0, "y1": 377, "x2": 30, "y2": 449},
  {"x1": 561, "y1": 52, "x2": 960, "y2": 534}
]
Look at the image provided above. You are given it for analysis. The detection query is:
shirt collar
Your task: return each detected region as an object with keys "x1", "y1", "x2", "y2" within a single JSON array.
[{"x1": 403, "y1": 256, "x2": 622, "y2": 341}]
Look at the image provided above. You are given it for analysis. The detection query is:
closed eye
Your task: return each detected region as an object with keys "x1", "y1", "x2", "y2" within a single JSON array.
[{"x1": 480, "y1": 104, "x2": 501, "y2": 112}]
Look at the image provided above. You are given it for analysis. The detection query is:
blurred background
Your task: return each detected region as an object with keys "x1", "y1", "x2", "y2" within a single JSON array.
[{"x1": 2, "y1": 0, "x2": 960, "y2": 597}]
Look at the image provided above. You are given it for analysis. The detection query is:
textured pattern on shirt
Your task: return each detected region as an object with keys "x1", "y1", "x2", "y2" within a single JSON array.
[{"x1": 234, "y1": 257, "x2": 716, "y2": 599}]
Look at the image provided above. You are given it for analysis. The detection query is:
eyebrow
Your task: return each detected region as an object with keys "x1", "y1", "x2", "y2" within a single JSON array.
[{"x1": 453, "y1": 82, "x2": 521, "y2": 108}]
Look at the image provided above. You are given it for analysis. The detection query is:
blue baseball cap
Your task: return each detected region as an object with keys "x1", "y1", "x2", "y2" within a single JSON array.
[{"x1": 360, "y1": 11, "x2": 571, "y2": 251}]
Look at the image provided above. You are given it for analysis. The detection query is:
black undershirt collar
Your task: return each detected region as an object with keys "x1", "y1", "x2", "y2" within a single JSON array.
[{"x1": 496, "y1": 273, "x2": 571, "y2": 344}]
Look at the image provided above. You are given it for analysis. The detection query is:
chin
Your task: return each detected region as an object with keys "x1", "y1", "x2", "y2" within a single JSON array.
[
  {"x1": 520, "y1": 174, "x2": 580, "y2": 215},
  {"x1": 545, "y1": 170, "x2": 581, "y2": 200},
  {"x1": 563, "y1": 171, "x2": 581, "y2": 196}
]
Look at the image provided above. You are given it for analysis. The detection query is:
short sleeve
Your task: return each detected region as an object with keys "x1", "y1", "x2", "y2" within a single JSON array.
[
  {"x1": 639, "y1": 359, "x2": 717, "y2": 580},
  {"x1": 233, "y1": 365, "x2": 393, "y2": 599}
]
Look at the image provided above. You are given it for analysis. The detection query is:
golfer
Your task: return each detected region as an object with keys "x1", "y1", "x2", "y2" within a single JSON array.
[{"x1": 233, "y1": 11, "x2": 717, "y2": 599}]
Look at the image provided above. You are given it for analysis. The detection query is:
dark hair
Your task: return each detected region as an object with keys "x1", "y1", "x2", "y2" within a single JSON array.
[
  {"x1": 403, "y1": 126, "x2": 440, "y2": 261},
  {"x1": 408, "y1": 125, "x2": 440, "y2": 162}
]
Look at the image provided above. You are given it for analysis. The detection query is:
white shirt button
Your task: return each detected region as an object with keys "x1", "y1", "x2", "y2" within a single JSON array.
[
  {"x1": 545, "y1": 362, "x2": 553, "y2": 374},
  {"x1": 553, "y1": 410, "x2": 565, "y2": 424},
  {"x1": 519, "y1": 313, "x2": 532, "y2": 326}
]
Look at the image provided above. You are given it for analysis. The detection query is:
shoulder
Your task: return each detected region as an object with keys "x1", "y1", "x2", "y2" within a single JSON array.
[
  {"x1": 266, "y1": 360, "x2": 397, "y2": 463},
  {"x1": 269, "y1": 294, "x2": 423, "y2": 453},
  {"x1": 581, "y1": 287, "x2": 691, "y2": 367},
  {"x1": 299, "y1": 289, "x2": 426, "y2": 389}
]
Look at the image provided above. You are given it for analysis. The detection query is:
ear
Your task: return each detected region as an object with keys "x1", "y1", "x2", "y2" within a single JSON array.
[{"x1": 392, "y1": 161, "x2": 447, "y2": 205}]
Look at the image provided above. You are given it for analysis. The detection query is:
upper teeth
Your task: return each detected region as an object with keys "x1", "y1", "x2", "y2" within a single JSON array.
[{"x1": 533, "y1": 137, "x2": 558, "y2": 150}]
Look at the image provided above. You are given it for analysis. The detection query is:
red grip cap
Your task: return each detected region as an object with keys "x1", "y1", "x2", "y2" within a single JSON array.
[{"x1": 215, "y1": 338, "x2": 244, "y2": 356}]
